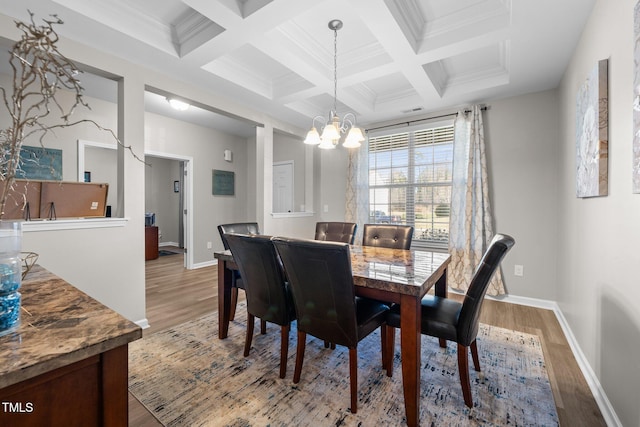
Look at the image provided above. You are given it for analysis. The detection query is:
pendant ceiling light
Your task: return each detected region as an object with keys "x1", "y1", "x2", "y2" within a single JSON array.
[{"x1": 304, "y1": 19, "x2": 365, "y2": 149}]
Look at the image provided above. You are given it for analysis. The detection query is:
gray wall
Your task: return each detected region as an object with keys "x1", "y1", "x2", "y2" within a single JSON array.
[
  {"x1": 316, "y1": 90, "x2": 561, "y2": 300},
  {"x1": 558, "y1": 0, "x2": 638, "y2": 425},
  {"x1": 144, "y1": 156, "x2": 181, "y2": 245},
  {"x1": 143, "y1": 111, "x2": 250, "y2": 260}
]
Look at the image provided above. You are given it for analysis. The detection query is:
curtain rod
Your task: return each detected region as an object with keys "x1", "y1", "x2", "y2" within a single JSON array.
[{"x1": 365, "y1": 105, "x2": 488, "y2": 133}]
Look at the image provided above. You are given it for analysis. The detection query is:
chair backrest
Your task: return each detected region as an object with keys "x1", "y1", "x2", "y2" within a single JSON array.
[
  {"x1": 362, "y1": 224, "x2": 414, "y2": 250},
  {"x1": 314, "y1": 222, "x2": 357, "y2": 244},
  {"x1": 457, "y1": 233, "x2": 515, "y2": 345},
  {"x1": 224, "y1": 233, "x2": 293, "y2": 325},
  {"x1": 272, "y1": 237, "x2": 359, "y2": 348},
  {"x1": 217, "y1": 222, "x2": 260, "y2": 250}
]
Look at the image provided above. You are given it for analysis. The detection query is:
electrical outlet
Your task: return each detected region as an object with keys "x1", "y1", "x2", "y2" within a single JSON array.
[
  {"x1": 514, "y1": 264, "x2": 524, "y2": 277},
  {"x1": 207, "y1": 241, "x2": 212, "y2": 249}
]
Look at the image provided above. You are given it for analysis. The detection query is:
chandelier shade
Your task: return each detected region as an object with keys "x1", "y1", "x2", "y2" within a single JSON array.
[{"x1": 303, "y1": 19, "x2": 365, "y2": 150}]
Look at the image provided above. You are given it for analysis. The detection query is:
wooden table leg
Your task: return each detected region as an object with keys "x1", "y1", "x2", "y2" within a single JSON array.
[
  {"x1": 435, "y1": 267, "x2": 448, "y2": 298},
  {"x1": 218, "y1": 260, "x2": 232, "y2": 339},
  {"x1": 435, "y1": 268, "x2": 448, "y2": 348},
  {"x1": 400, "y1": 293, "x2": 421, "y2": 427}
]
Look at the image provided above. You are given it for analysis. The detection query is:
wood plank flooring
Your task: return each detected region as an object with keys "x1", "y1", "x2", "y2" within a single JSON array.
[{"x1": 130, "y1": 251, "x2": 607, "y2": 426}]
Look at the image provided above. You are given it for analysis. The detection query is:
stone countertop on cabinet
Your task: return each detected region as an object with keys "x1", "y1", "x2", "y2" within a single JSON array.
[{"x1": 0, "y1": 265, "x2": 142, "y2": 389}]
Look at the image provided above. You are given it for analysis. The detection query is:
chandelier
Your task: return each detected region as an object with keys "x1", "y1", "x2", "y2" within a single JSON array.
[{"x1": 304, "y1": 19, "x2": 365, "y2": 149}]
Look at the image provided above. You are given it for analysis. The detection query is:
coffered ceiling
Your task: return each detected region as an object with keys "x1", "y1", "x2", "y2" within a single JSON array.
[{"x1": 0, "y1": 0, "x2": 595, "y2": 134}]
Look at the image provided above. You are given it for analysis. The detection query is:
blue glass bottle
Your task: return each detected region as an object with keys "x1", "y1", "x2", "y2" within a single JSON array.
[{"x1": 0, "y1": 221, "x2": 22, "y2": 336}]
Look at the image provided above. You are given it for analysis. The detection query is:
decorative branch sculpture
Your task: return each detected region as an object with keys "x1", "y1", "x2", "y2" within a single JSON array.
[{"x1": 0, "y1": 11, "x2": 141, "y2": 218}]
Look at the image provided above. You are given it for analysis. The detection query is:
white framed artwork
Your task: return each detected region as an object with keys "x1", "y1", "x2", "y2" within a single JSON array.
[{"x1": 576, "y1": 59, "x2": 608, "y2": 198}]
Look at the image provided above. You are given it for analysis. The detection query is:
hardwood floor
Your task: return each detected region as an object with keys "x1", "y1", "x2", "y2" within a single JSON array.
[{"x1": 129, "y1": 252, "x2": 607, "y2": 426}]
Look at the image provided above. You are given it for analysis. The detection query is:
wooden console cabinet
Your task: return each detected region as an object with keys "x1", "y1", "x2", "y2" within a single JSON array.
[
  {"x1": 0, "y1": 266, "x2": 141, "y2": 426},
  {"x1": 145, "y1": 225, "x2": 159, "y2": 260}
]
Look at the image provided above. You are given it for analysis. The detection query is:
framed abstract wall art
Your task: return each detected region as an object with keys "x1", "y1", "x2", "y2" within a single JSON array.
[
  {"x1": 18, "y1": 146, "x2": 63, "y2": 181},
  {"x1": 576, "y1": 59, "x2": 608, "y2": 198},
  {"x1": 212, "y1": 169, "x2": 234, "y2": 196}
]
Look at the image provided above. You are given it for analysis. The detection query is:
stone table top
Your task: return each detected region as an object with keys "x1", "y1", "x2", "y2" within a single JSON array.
[
  {"x1": 0, "y1": 265, "x2": 142, "y2": 389},
  {"x1": 215, "y1": 244, "x2": 451, "y2": 298}
]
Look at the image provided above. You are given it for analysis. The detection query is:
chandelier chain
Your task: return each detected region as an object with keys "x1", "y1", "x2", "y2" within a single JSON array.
[
  {"x1": 333, "y1": 25, "x2": 338, "y2": 115},
  {"x1": 303, "y1": 19, "x2": 363, "y2": 149}
]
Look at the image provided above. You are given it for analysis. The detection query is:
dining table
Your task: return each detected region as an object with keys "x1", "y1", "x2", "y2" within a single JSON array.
[{"x1": 214, "y1": 244, "x2": 451, "y2": 427}]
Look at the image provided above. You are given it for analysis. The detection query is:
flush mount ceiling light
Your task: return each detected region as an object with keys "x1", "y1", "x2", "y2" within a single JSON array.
[
  {"x1": 167, "y1": 97, "x2": 190, "y2": 111},
  {"x1": 304, "y1": 19, "x2": 365, "y2": 150}
]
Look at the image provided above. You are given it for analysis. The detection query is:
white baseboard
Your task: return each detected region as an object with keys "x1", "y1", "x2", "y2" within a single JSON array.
[
  {"x1": 493, "y1": 293, "x2": 621, "y2": 427},
  {"x1": 135, "y1": 318, "x2": 150, "y2": 329},
  {"x1": 159, "y1": 241, "x2": 179, "y2": 247},
  {"x1": 192, "y1": 259, "x2": 217, "y2": 269}
]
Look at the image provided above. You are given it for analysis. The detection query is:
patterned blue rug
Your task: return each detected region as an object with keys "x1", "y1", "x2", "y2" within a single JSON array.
[
  {"x1": 129, "y1": 304, "x2": 559, "y2": 426},
  {"x1": 158, "y1": 250, "x2": 180, "y2": 257}
]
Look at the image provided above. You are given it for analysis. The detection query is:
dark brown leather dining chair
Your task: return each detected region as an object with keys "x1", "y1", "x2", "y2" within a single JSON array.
[
  {"x1": 362, "y1": 224, "x2": 414, "y2": 249},
  {"x1": 224, "y1": 233, "x2": 296, "y2": 379},
  {"x1": 384, "y1": 233, "x2": 515, "y2": 408},
  {"x1": 217, "y1": 222, "x2": 260, "y2": 321},
  {"x1": 272, "y1": 237, "x2": 389, "y2": 414},
  {"x1": 314, "y1": 221, "x2": 357, "y2": 244}
]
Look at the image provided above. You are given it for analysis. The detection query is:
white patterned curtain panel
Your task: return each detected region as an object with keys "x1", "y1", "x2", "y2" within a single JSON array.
[
  {"x1": 345, "y1": 136, "x2": 369, "y2": 246},
  {"x1": 449, "y1": 105, "x2": 505, "y2": 295}
]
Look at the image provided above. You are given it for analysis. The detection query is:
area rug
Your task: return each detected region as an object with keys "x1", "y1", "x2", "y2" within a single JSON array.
[
  {"x1": 158, "y1": 250, "x2": 180, "y2": 256},
  {"x1": 129, "y1": 305, "x2": 559, "y2": 426}
]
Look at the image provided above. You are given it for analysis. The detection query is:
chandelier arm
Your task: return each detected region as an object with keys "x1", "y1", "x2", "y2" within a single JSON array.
[{"x1": 312, "y1": 115, "x2": 327, "y2": 129}]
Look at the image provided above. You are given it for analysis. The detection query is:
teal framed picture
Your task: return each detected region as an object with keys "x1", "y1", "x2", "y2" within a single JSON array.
[
  {"x1": 18, "y1": 146, "x2": 63, "y2": 181},
  {"x1": 212, "y1": 169, "x2": 234, "y2": 195}
]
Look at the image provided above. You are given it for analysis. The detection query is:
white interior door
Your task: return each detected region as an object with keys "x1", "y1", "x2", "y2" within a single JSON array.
[{"x1": 273, "y1": 161, "x2": 294, "y2": 213}]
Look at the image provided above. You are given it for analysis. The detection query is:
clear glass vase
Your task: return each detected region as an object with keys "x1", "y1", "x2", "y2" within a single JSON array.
[{"x1": 0, "y1": 221, "x2": 22, "y2": 336}]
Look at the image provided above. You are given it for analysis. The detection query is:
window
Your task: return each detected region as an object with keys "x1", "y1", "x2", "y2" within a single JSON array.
[{"x1": 368, "y1": 121, "x2": 454, "y2": 249}]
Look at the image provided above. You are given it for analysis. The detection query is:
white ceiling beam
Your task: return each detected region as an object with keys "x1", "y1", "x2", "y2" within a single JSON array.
[
  {"x1": 180, "y1": 0, "x2": 318, "y2": 67},
  {"x1": 349, "y1": 0, "x2": 441, "y2": 102}
]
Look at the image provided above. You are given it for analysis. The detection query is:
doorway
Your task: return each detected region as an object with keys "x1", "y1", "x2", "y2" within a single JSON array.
[
  {"x1": 145, "y1": 150, "x2": 194, "y2": 269},
  {"x1": 273, "y1": 160, "x2": 294, "y2": 213}
]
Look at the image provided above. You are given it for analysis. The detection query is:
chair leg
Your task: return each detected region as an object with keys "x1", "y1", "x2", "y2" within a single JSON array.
[
  {"x1": 349, "y1": 347, "x2": 358, "y2": 414},
  {"x1": 383, "y1": 325, "x2": 395, "y2": 377},
  {"x1": 381, "y1": 326, "x2": 386, "y2": 369},
  {"x1": 439, "y1": 338, "x2": 447, "y2": 348},
  {"x1": 470, "y1": 340, "x2": 481, "y2": 371},
  {"x1": 457, "y1": 343, "x2": 473, "y2": 408},
  {"x1": 293, "y1": 330, "x2": 306, "y2": 384},
  {"x1": 260, "y1": 319, "x2": 267, "y2": 334},
  {"x1": 323, "y1": 340, "x2": 335, "y2": 349},
  {"x1": 279, "y1": 324, "x2": 290, "y2": 379},
  {"x1": 244, "y1": 312, "x2": 254, "y2": 357},
  {"x1": 229, "y1": 287, "x2": 239, "y2": 321}
]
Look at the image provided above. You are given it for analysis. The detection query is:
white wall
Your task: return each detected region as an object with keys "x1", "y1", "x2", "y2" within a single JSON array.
[
  {"x1": 84, "y1": 145, "x2": 118, "y2": 211},
  {"x1": 558, "y1": 1, "x2": 638, "y2": 425},
  {"x1": 273, "y1": 133, "x2": 306, "y2": 212}
]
